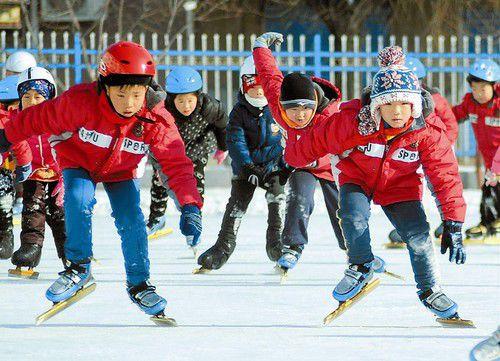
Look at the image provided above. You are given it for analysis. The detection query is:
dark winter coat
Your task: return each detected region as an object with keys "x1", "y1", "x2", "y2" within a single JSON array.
[
  {"x1": 165, "y1": 92, "x2": 227, "y2": 162},
  {"x1": 227, "y1": 91, "x2": 284, "y2": 176}
]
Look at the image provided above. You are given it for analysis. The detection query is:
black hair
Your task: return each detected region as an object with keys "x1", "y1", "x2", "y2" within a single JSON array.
[{"x1": 466, "y1": 74, "x2": 495, "y2": 86}]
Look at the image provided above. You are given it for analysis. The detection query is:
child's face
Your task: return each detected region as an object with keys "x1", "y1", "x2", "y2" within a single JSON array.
[
  {"x1": 470, "y1": 81, "x2": 494, "y2": 104},
  {"x1": 380, "y1": 102, "x2": 412, "y2": 128},
  {"x1": 285, "y1": 106, "x2": 315, "y2": 128},
  {"x1": 106, "y1": 84, "x2": 147, "y2": 117},
  {"x1": 174, "y1": 93, "x2": 198, "y2": 116},
  {"x1": 246, "y1": 85, "x2": 265, "y2": 99},
  {"x1": 21, "y1": 89, "x2": 46, "y2": 109}
]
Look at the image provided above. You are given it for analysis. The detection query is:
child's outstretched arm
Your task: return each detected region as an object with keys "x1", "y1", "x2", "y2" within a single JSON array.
[
  {"x1": 284, "y1": 100, "x2": 369, "y2": 168},
  {"x1": 252, "y1": 33, "x2": 286, "y2": 128},
  {"x1": 2, "y1": 86, "x2": 87, "y2": 148},
  {"x1": 451, "y1": 95, "x2": 469, "y2": 124}
]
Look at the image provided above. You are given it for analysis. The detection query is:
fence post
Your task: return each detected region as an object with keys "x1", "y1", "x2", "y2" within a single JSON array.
[
  {"x1": 74, "y1": 32, "x2": 82, "y2": 84},
  {"x1": 313, "y1": 34, "x2": 321, "y2": 77}
]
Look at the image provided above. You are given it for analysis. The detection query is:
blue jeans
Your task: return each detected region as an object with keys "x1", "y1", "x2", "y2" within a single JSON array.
[
  {"x1": 282, "y1": 170, "x2": 345, "y2": 249},
  {"x1": 338, "y1": 183, "x2": 438, "y2": 292},
  {"x1": 63, "y1": 168, "x2": 149, "y2": 286}
]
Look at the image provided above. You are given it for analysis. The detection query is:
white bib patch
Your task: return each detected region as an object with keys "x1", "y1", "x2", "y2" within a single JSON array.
[
  {"x1": 78, "y1": 127, "x2": 112, "y2": 148},
  {"x1": 120, "y1": 137, "x2": 149, "y2": 155},
  {"x1": 485, "y1": 116, "x2": 500, "y2": 127},
  {"x1": 357, "y1": 143, "x2": 385, "y2": 158},
  {"x1": 391, "y1": 148, "x2": 420, "y2": 162}
]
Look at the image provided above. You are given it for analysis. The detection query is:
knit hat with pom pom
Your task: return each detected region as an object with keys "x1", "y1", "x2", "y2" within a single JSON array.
[{"x1": 370, "y1": 46, "x2": 421, "y2": 128}]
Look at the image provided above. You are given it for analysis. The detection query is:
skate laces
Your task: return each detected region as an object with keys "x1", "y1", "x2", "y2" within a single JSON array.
[
  {"x1": 345, "y1": 263, "x2": 371, "y2": 280},
  {"x1": 128, "y1": 281, "x2": 156, "y2": 300},
  {"x1": 58, "y1": 262, "x2": 89, "y2": 283}
]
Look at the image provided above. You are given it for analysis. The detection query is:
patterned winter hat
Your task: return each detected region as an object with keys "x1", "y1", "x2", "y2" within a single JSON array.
[{"x1": 370, "y1": 46, "x2": 421, "y2": 128}]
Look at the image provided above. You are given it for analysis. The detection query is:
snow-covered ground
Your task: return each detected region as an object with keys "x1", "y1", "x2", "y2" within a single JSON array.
[{"x1": 0, "y1": 187, "x2": 498, "y2": 361}]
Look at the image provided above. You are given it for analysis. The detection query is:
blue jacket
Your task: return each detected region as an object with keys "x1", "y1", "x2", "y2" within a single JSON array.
[{"x1": 227, "y1": 92, "x2": 284, "y2": 176}]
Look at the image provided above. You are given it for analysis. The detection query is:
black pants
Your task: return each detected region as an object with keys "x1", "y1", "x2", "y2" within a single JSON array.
[
  {"x1": 214, "y1": 176, "x2": 285, "y2": 252},
  {"x1": 148, "y1": 158, "x2": 206, "y2": 223},
  {"x1": 480, "y1": 182, "x2": 500, "y2": 225},
  {"x1": 20, "y1": 180, "x2": 66, "y2": 259},
  {"x1": 0, "y1": 169, "x2": 14, "y2": 256},
  {"x1": 281, "y1": 170, "x2": 345, "y2": 250}
]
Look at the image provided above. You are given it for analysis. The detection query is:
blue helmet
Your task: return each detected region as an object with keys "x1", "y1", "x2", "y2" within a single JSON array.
[
  {"x1": 0, "y1": 75, "x2": 20, "y2": 102},
  {"x1": 166, "y1": 66, "x2": 202, "y2": 94},
  {"x1": 469, "y1": 59, "x2": 499, "y2": 82},
  {"x1": 405, "y1": 56, "x2": 426, "y2": 79}
]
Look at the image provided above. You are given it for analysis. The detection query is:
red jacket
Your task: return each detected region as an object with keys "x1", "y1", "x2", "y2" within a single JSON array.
[
  {"x1": 284, "y1": 99, "x2": 466, "y2": 222},
  {"x1": 27, "y1": 133, "x2": 61, "y2": 182},
  {"x1": 4, "y1": 82, "x2": 202, "y2": 208},
  {"x1": 452, "y1": 84, "x2": 499, "y2": 169},
  {"x1": 0, "y1": 109, "x2": 32, "y2": 170},
  {"x1": 253, "y1": 47, "x2": 342, "y2": 181},
  {"x1": 428, "y1": 89, "x2": 458, "y2": 144}
]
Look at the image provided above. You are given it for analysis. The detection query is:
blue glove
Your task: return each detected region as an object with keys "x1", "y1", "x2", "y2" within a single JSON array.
[
  {"x1": 441, "y1": 220, "x2": 466, "y2": 264},
  {"x1": 15, "y1": 163, "x2": 32, "y2": 183},
  {"x1": 0, "y1": 129, "x2": 12, "y2": 153},
  {"x1": 253, "y1": 32, "x2": 284, "y2": 49},
  {"x1": 179, "y1": 204, "x2": 202, "y2": 247}
]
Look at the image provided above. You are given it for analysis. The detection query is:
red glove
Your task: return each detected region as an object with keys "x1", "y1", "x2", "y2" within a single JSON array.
[
  {"x1": 213, "y1": 150, "x2": 228, "y2": 165},
  {"x1": 51, "y1": 180, "x2": 65, "y2": 208}
]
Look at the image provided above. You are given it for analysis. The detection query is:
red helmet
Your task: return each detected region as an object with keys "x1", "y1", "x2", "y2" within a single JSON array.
[{"x1": 99, "y1": 41, "x2": 155, "y2": 85}]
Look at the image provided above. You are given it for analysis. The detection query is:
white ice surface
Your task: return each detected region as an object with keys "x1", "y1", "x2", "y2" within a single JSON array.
[{"x1": 0, "y1": 187, "x2": 498, "y2": 361}]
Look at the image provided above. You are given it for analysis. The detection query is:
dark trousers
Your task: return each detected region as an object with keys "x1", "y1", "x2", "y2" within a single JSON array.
[
  {"x1": 0, "y1": 169, "x2": 14, "y2": 255},
  {"x1": 215, "y1": 176, "x2": 285, "y2": 252},
  {"x1": 281, "y1": 170, "x2": 345, "y2": 249},
  {"x1": 148, "y1": 158, "x2": 206, "y2": 223},
  {"x1": 480, "y1": 183, "x2": 500, "y2": 226},
  {"x1": 20, "y1": 180, "x2": 66, "y2": 259}
]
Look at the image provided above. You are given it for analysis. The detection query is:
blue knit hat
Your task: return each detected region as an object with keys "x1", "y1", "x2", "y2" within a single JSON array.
[{"x1": 370, "y1": 46, "x2": 422, "y2": 128}]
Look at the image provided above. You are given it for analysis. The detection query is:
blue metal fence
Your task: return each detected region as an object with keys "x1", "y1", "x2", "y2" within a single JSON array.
[{"x1": 1, "y1": 31, "x2": 499, "y2": 158}]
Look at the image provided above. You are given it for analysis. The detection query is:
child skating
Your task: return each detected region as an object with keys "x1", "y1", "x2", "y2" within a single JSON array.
[
  {"x1": 8, "y1": 66, "x2": 66, "y2": 279},
  {"x1": 0, "y1": 41, "x2": 203, "y2": 325},
  {"x1": 196, "y1": 55, "x2": 286, "y2": 273},
  {"x1": 147, "y1": 65, "x2": 227, "y2": 245},
  {"x1": 453, "y1": 59, "x2": 499, "y2": 243},
  {"x1": 285, "y1": 45, "x2": 470, "y2": 326}
]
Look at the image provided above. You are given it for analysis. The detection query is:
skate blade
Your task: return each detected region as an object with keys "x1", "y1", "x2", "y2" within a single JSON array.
[
  {"x1": 150, "y1": 314, "x2": 177, "y2": 327},
  {"x1": 192, "y1": 267, "x2": 211, "y2": 275},
  {"x1": 436, "y1": 316, "x2": 475, "y2": 328},
  {"x1": 323, "y1": 278, "x2": 380, "y2": 326},
  {"x1": 35, "y1": 282, "x2": 97, "y2": 325},
  {"x1": 13, "y1": 217, "x2": 21, "y2": 226},
  {"x1": 483, "y1": 235, "x2": 500, "y2": 245},
  {"x1": 279, "y1": 268, "x2": 288, "y2": 284},
  {"x1": 383, "y1": 242, "x2": 406, "y2": 249},
  {"x1": 8, "y1": 267, "x2": 39, "y2": 279},
  {"x1": 384, "y1": 270, "x2": 405, "y2": 281},
  {"x1": 90, "y1": 257, "x2": 102, "y2": 266},
  {"x1": 190, "y1": 246, "x2": 198, "y2": 259},
  {"x1": 148, "y1": 228, "x2": 174, "y2": 241}
]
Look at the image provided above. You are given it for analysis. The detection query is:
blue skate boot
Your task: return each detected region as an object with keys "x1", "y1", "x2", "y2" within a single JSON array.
[
  {"x1": 333, "y1": 261, "x2": 374, "y2": 302},
  {"x1": 147, "y1": 215, "x2": 166, "y2": 236},
  {"x1": 418, "y1": 287, "x2": 457, "y2": 318},
  {"x1": 277, "y1": 245, "x2": 303, "y2": 270},
  {"x1": 470, "y1": 327, "x2": 500, "y2": 361},
  {"x1": 46, "y1": 261, "x2": 93, "y2": 303},
  {"x1": 127, "y1": 281, "x2": 167, "y2": 316}
]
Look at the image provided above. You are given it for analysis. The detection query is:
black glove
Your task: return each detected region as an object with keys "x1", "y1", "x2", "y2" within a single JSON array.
[
  {"x1": 15, "y1": 163, "x2": 32, "y2": 184},
  {"x1": 441, "y1": 220, "x2": 466, "y2": 264},
  {"x1": 267, "y1": 164, "x2": 295, "y2": 186},
  {"x1": 242, "y1": 164, "x2": 266, "y2": 187},
  {"x1": 421, "y1": 88, "x2": 435, "y2": 119},
  {"x1": 0, "y1": 129, "x2": 12, "y2": 153}
]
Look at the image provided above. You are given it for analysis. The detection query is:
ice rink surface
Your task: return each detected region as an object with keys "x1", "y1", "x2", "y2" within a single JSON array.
[{"x1": 0, "y1": 187, "x2": 498, "y2": 361}]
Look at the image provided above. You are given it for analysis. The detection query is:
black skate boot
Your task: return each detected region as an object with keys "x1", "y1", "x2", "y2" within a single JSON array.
[
  {"x1": 11, "y1": 243, "x2": 42, "y2": 267},
  {"x1": 195, "y1": 239, "x2": 236, "y2": 273},
  {"x1": 0, "y1": 231, "x2": 14, "y2": 259},
  {"x1": 266, "y1": 240, "x2": 282, "y2": 262},
  {"x1": 9, "y1": 243, "x2": 42, "y2": 279}
]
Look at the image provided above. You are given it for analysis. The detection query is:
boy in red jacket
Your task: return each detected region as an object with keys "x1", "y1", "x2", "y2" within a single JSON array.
[
  {"x1": 9, "y1": 66, "x2": 66, "y2": 276},
  {"x1": 251, "y1": 33, "x2": 347, "y2": 273},
  {"x1": 453, "y1": 59, "x2": 499, "y2": 242},
  {"x1": 285, "y1": 46, "x2": 467, "y2": 321},
  {"x1": 0, "y1": 42, "x2": 202, "y2": 319}
]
